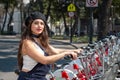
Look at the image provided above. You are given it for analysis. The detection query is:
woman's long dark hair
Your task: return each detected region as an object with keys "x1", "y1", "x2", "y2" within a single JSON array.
[{"x1": 17, "y1": 18, "x2": 49, "y2": 70}]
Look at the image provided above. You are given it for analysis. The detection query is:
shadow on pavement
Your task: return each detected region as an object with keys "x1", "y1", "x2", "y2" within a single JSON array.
[
  {"x1": 0, "y1": 39, "x2": 19, "y2": 72},
  {"x1": 0, "y1": 56, "x2": 17, "y2": 72}
]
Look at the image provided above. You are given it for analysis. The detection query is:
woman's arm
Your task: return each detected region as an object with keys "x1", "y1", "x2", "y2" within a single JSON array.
[
  {"x1": 23, "y1": 40, "x2": 77, "y2": 65},
  {"x1": 48, "y1": 45, "x2": 83, "y2": 55}
]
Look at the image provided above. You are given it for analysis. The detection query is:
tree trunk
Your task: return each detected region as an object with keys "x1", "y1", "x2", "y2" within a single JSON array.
[
  {"x1": 45, "y1": 0, "x2": 52, "y2": 36},
  {"x1": 62, "y1": 12, "x2": 69, "y2": 36},
  {"x1": 97, "y1": 0, "x2": 112, "y2": 40},
  {"x1": 36, "y1": 0, "x2": 44, "y2": 13},
  {"x1": 7, "y1": 7, "x2": 15, "y2": 34},
  {"x1": 1, "y1": 3, "x2": 8, "y2": 34}
]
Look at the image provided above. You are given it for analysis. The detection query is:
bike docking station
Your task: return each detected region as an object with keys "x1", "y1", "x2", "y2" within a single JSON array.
[{"x1": 46, "y1": 33, "x2": 120, "y2": 80}]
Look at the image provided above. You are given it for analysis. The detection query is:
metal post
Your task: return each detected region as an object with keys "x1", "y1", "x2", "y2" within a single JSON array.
[
  {"x1": 70, "y1": 17, "x2": 73, "y2": 43},
  {"x1": 89, "y1": 7, "x2": 93, "y2": 44}
]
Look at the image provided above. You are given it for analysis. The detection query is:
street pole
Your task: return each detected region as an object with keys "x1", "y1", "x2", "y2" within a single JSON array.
[
  {"x1": 70, "y1": 17, "x2": 73, "y2": 43},
  {"x1": 67, "y1": 3, "x2": 76, "y2": 43},
  {"x1": 86, "y1": 0, "x2": 98, "y2": 43},
  {"x1": 89, "y1": 7, "x2": 93, "y2": 44}
]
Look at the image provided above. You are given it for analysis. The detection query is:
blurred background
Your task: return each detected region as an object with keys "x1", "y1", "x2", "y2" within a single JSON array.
[{"x1": 0, "y1": 0, "x2": 120, "y2": 43}]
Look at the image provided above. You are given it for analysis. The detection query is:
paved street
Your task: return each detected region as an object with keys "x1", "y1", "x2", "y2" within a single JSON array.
[
  {"x1": 0, "y1": 35, "x2": 119, "y2": 80},
  {"x1": 0, "y1": 37, "x2": 19, "y2": 80},
  {"x1": 0, "y1": 35, "x2": 87, "y2": 80}
]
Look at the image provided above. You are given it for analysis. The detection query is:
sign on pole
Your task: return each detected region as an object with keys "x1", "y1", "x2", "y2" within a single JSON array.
[
  {"x1": 67, "y1": 3, "x2": 76, "y2": 17},
  {"x1": 67, "y1": 3, "x2": 76, "y2": 43},
  {"x1": 68, "y1": 12, "x2": 74, "y2": 17},
  {"x1": 86, "y1": 0, "x2": 98, "y2": 7},
  {"x1": 67, "y1": 3, "x2": 76, "y2": 12}
]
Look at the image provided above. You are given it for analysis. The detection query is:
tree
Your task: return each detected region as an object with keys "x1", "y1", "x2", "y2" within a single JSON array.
[
  {"x1": 112, "y1": 0, "x2": 120, "y2": 16},
  {"x1": 97, "y1": 0, "x2": 113, "y2": 40},
  {"x1": 0, "y1": 0, "x2": 18, "y2": 34}
]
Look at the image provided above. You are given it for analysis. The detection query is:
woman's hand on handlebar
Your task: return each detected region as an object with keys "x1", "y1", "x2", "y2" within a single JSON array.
[
  {"x1": 64, "y1": 51, "x2": 78, "y2": 60},
  {"x1": 73, "y1": 48, "x2": 83, "y2": 54}
]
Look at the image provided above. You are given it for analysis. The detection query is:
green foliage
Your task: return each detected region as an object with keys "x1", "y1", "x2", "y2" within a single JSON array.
[
  {"x1": 51, "y1": 35, "x2": 97, "y2": 43},
  {"x1": 1, "y1": 0, "x2": 120, "y2": 38},
  {"x1": 112, "y1": 0, "x2": 120, "y2": 5},
  {"x1": 72, "y1": 36, "x2": 97, "y2": 43},
  {"x1": 112, "y1": 0, "x2": 120, "y2": 15},
  {"x1": 72, "y1": 36, "x2": 88, "y2": 43},
  {"x1": 0, "y1": 0, "x2": 18, "y2": 6},
  {"x1": 52, "y1": 35, "x2": 66, "y2": 40}
]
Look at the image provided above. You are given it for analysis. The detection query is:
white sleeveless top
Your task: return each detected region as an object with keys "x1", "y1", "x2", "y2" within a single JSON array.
[{"x1": 22, "y1": 42, "x2": 45, "y2": 71}]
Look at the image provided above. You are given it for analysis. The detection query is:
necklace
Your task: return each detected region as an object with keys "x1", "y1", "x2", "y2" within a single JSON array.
[{"x1": 32, "y1": 34, "x2": 40, "y2": 38}]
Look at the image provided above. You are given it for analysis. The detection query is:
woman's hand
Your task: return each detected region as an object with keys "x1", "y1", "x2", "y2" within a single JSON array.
[
  {"x1": 73, "y1": 48, "x2": 83, "y2": 54},
  {"x1": 64, "y1": 51, "x2": 78, "y2": 60},
  {"x1": 70, "y1": 51, "x2": 78, "y2": 60}
]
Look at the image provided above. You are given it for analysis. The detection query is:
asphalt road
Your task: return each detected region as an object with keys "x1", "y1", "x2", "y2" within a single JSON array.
[{"x1": 0, "y1": 38, "x2": 19, "y2": 80}]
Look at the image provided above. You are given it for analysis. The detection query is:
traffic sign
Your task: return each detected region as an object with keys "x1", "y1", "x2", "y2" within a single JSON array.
[
  {"x1": 68, "y1": 12, "x2": 74, "y2": 17},
  {"x1": 86, "y1": 0, "x2": 98, "y2": 7},
  {"x1": 67, "y1": 3, "x2": 76, "y2": 12}
]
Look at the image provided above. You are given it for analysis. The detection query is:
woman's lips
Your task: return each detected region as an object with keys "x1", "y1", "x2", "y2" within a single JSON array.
[
  {"x1": 36, "y1": 29, "x2": 43, "y2": 33},
  {"x1": 37, "y1": 29, "x2": 41, "y2": 31}
]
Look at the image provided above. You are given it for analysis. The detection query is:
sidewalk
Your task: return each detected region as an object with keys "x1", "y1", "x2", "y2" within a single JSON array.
[
  {"x1": 0, "y1": 35, "x2": 20, "y2": 39},
  {"x1": 50, "y1": 39, "x2": 88, "y2": 48},
  {"x1": 0, "y1": 35, "x2": 88, "y2": 48}
]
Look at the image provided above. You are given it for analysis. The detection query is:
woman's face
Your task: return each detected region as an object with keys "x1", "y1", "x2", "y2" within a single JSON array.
[{"x1": 31, "y1": 19, "x2": 45, "y2": 35}]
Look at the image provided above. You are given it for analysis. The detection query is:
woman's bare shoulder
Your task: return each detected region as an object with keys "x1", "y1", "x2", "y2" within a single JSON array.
[
  {"x1": 21, "y1": 39, "x2": 34, "y2": 55},
  {"x1": 23, "y1": 39, "x2": 34, "y2": 46},
  {"x1": 22, "y1": 39, "x2": 36, "y2": 54}
]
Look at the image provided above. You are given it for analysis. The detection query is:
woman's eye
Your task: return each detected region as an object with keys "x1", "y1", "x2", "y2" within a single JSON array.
[
  {"x1": 34, "y1": 21, "x2": 44, "y2": 25},
  {"x1": 34, "y1": 22, "x2": 39, "y2": 25},
  {"x1": 40, "y1": 22, "x2": 44, "y2": 25}
]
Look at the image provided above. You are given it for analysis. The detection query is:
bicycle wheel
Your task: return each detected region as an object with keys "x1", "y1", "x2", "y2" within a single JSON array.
[
  {"x1": 53, "y1": 68, "x2": 78, "y2": 80},
  {"x1": 64, "y1": 59, "x2": 84, "y2": 74},
  {"x1": 46, "y1": 70, "x2": 56, "y2": 80},
  {"x1": 63, "y1": 59, "x2": 88, "y2": 80}
]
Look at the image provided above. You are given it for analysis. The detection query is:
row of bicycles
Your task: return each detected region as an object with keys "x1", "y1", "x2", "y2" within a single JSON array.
[{"x1": 46, "y1": 34, "x2": 120, "y2": 80}]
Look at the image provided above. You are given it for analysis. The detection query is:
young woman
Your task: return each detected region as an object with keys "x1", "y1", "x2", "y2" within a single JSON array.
[{"x1": 17, "y1": 11, "x2": 82, "y2": 80}]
